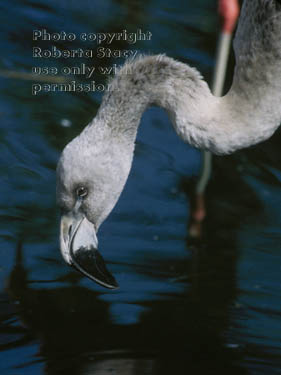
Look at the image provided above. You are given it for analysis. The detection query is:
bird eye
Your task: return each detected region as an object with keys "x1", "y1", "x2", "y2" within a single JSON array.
[{"x1": 76, "y1": 186, "x2": 88, "y2": 198}]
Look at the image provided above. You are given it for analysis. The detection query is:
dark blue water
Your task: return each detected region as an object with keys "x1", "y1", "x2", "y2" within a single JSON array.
[{"x1": 0, "y1": 0, "x2": 281, "y2": 374}]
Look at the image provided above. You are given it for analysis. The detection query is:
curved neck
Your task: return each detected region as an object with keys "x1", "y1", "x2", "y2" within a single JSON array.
[
  {"x1": 92, "y1": 55, "x2": 281, "y2": 155},
  {"x1": 96, "y1": 56, "x2": 220, "y2": 150}
]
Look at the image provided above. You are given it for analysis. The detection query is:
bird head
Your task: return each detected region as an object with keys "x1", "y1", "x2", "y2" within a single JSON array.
[{"x1": 56, "y1": 124, "x2": 133, "y2": 289}]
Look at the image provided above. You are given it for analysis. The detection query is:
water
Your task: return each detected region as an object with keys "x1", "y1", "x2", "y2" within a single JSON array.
[{"x1": 0, "y1": 0, "x2": 281, "y2": 374}]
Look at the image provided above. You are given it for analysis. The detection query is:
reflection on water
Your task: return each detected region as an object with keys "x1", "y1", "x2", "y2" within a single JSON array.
[{"x1": 0, "y1": 0, "x2": 281, "y2": 374}]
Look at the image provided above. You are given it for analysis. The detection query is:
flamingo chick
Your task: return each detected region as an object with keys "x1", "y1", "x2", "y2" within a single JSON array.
[{"x1": 56, "y1": 0, "x2": 281, "y2": 288}]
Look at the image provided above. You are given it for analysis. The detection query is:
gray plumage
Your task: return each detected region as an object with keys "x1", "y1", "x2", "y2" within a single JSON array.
[{"x1": 56, "y1": 0, "x2": 281, "y2": 287}]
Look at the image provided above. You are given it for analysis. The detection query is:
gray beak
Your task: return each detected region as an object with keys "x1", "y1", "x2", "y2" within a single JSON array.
[{"x1": 60, "y1": 212, "x2": 119, "y2": 289}]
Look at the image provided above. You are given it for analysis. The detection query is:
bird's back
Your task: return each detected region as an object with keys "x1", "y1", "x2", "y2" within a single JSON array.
[
  {"x1": 233, "y1": 0, "x2": 281, "y2": 59},
  {"x1": 229, "y1": 0, "x2": 281, "y2": 116}
]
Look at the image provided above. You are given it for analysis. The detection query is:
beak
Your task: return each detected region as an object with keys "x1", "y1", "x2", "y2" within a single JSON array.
[{"x1": 60, "y1": 212, "x2": 119, "y2": 289}]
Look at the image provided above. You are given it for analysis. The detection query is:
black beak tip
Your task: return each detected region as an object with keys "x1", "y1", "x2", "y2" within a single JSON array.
[{"x1": 70, "y1": 246, "x2": 119, "y2": 289}]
